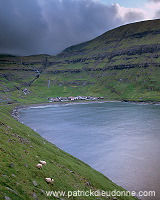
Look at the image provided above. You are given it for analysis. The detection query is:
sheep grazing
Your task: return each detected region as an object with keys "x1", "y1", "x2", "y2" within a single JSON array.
[
  {"x1": 39, "y1": 160, "x2": 46, "y2": 165},
  {"x1": 45, "y1": 178, "x2": 54, "y2": 184},
  {"x1": 36, "y1": 163, "x2": 42, "y2": 169}
]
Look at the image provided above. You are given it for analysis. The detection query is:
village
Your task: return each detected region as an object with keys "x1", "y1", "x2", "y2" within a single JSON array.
[{"x1": 48, "y1": 96, "x2": 104, "y2": 102}]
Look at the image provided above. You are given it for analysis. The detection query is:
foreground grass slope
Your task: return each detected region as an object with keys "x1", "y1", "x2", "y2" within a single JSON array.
[{"x1": 0, "y1": 105, "x2": 137, "y2": 200}]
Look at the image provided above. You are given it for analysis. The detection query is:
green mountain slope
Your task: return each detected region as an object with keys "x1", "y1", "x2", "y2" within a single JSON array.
[
  {"x1": 45, "y1": 19, "x2": 160, "y2": 102},
  {"x1": 1, "y1": 19, "x2": 160, "y2": 103}
]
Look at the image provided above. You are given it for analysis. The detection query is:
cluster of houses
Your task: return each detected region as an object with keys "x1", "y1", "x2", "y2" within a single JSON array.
[{"x1": 48, "y1": 96, "x2": 104, "y2": 102}]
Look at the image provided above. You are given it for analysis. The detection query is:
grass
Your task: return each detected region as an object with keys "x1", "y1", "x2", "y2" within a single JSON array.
[
  {"x1": 1, "y1": 64, "x2": 160, "y2": 104},
  {"x1": 1, "y1": 65, "x2": 159, "y2": 104},
  {"x1": 0, "y1": 105, "x2": 137, "y2": 200}
]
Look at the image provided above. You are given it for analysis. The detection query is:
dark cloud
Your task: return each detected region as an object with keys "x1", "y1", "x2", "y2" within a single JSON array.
[
  {"x1": 0, "y1": 0, "x2": 146, "y2": 56},
  {"x1": 0, "y1": 0, "x2": 48, "y2": 55}
]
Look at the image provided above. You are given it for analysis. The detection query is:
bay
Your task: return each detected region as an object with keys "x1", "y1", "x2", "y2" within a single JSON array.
[{"x1": 19, "y1": 102, "x2": 160, "y2": 200}]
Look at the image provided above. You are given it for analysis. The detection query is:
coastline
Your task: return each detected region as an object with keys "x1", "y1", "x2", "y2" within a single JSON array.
[
  {"x1": 11, "y1": 99, "x2": 160, "y2": 121},
  {"x1": 11, "y1": 100, "x2": 120, "y2": 120},
  {"x1": 122, "y1": 100, "x2": 160, "y2": 105}
]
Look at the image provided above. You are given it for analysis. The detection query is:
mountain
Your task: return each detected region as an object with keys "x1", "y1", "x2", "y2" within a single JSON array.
[
  {"x1": 0, "y1": 19, "x2": 160, "y2": 200},
  {"x1": 0, "y1": 19, "x2": 160, "y2": 103}
]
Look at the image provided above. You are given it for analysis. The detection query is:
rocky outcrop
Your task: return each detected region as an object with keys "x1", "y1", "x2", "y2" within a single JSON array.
[
  {"x1": 57, "y1": 44, "x2": 160, "y2": 66},
  {"x1": 56, "y1": 19, "x2": 160, "y2": 72}
]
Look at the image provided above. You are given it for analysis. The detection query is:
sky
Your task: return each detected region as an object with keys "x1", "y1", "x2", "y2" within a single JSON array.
[{"x1": 0, "y1": 0, "x2": 160, "y2": 56}]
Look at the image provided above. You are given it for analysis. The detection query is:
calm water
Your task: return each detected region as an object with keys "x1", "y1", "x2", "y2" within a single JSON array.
[{"x1": 19, "y1": 102, "x2": 160, "y2": 199}]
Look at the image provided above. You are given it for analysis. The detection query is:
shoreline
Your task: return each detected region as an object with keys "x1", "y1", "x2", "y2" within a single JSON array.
[
  {"x1": 11, "y1": 99, "x2": 160, "y2": 120},
  {"x1": 11, "y1": 100, "x2": 120, "y2": 120},
  {"x1": 11, "y1": 100, "x2": 160, "y2": 121},
  {"x1": 14, "y1": 99, "x2": 160, "y2": 108}
]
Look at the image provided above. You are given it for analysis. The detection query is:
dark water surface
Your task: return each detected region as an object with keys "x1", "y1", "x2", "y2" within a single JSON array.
[{"x1": 19, "y1": 102, "x2": 160, "y2": 199}]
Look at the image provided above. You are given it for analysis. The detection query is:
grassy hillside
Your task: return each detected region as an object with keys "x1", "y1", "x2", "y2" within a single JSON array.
[
  {"x1": 0, "y1": 19, "x2": 160, "y2": 104},
  {"x1": 0, "y1": 19, "x2": 160, "y2": 200},
  {"x1": 0, "y1": 105, "x2": 137, "y2": 200}
]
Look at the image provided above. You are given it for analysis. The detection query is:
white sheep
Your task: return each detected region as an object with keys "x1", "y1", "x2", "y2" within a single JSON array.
[
  {"x1": 36, "y1": 163, "x2": 42, "y2": 169},
  {"x1": 45, "y1": 178, "x2": 54, "y2": 184},
  {"x1": 39, "y1": 160, "x2": 46, "y2": 165}
]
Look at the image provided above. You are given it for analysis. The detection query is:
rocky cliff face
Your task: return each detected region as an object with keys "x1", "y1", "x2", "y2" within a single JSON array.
[{"x1": 56, "y1": 19, "x2": 160, "y2": 69}]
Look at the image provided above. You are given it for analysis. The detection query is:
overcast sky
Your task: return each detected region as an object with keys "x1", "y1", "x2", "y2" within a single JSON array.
[{"x1": 0, "y1": 0, "x2": 160, "y2": 56}]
